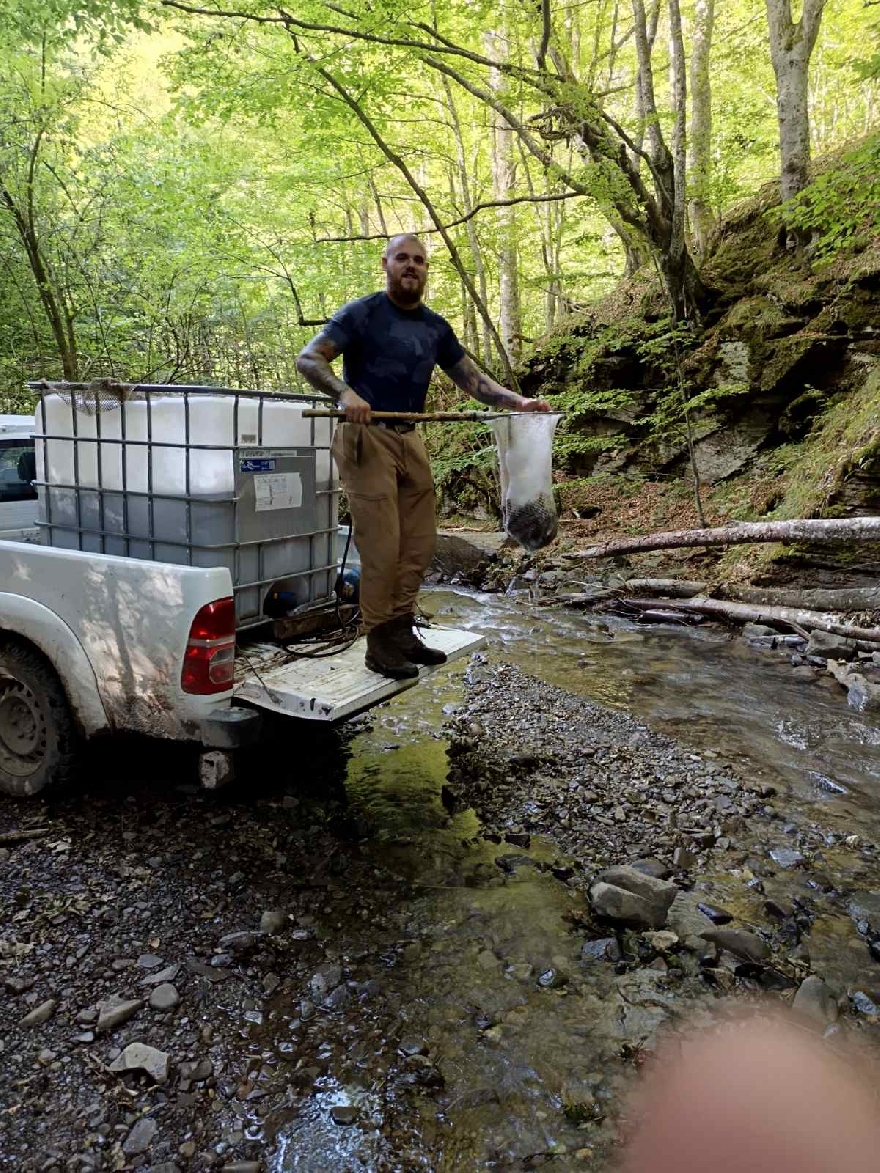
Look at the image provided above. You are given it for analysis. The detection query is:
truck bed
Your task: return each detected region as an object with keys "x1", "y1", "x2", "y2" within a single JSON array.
[{"x1": 234, "y1": 626, "x2": 485, "y2": 721}]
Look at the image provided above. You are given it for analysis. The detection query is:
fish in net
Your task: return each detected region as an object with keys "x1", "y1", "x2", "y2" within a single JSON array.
[{"x1": 491, "y1": 413, "x2": 562, "y2": 551}]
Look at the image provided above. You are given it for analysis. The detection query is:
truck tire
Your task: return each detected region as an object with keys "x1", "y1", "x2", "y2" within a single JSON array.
[{"x1": 0, "y1": 641, "x2": 79, "y2": 797}]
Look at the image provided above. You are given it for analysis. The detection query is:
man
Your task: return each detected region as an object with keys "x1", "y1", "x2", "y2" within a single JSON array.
[{"x1": 296, "y1": 233, "x2": 550, "y2": 680}]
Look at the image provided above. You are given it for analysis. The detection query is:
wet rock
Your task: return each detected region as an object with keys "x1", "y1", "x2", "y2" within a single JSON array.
[
  {"x1": 591, "y1": 882, "x2": 665, "y2": 929},
  {"x1": 792, "y1": 976, "x2": 839, "y2": 1026},
  {"x1": 591, "y1": 866, "x2": 677, "y2": 930},
  {"x1": 561, "y1": 1083, "x2": 604, "y2": 1124},
  {"x1": 137, "y1": 953, "x2": 164, "y2": 969},
  {"x1": 149, "y1": 984, "x2": 180, "y2": 1011},
  {"x1": 643, "y1": 931, "x2": 679, "y2": 953},
  {"x1": 259, "y1": 910, "x2": 287, "y2": 934},
  {"x1": 769, "y1": 847, "x2": 804, "y2": 869},
  {"x1": 537, "y1": 967, "x2": 568, "y2": 989},
  {"x1": 701, "y1": 928, "x2": 770, "y2": 964},
  {"x1": 123, "y1": 1117, "x2": 157, "y2": 1156},
  {"x1": 495, "y1": 854, "x2": 541, "y2": 874},
  {"x1": 806, "y1": 630, "x2": 858, "y2": 660},
  {"x1": 398, "y1": 1038, "x2": 428, "y2": 1057},
  {"x1": 791, "y1": 666, "x2": 819, "y2": 683},
  {"x1": 581, "y1": 937, "x2": 621, "y2": 963},
  {"x1": 218, "y1": 931, "x2": 264, "y2": 956},
  {"x1": 187, "y1": 959, "x2": 232, "y2": 983},
  {"x1": 846, "y1": 674, "x2": 880, "y2": 714},
  {"x1": 309, "y1": 964, "x2": 343, "y2": 1000},
  {"x1": 743, "y1": 623, "x2": 777, "y2": 648},
  {"x1": 97, "y1": 998, "x2": 143, "y2": 1033},
  {"x1": 851, "y1": 990, "x2": 880, "y2": 1016},
  {"x1": 764, "y1": 896, "x2": 794, "y2": 920},
  {"x1": 180, "y1": 1059, "x2": 213, "y2": 1082},
  {"x1": 672, "y1": 847, "x2": 696, "y2": 870},
  {"x1": 20, "y1": 999, "x2": 56, "y2": 1027},
  {"x1": 142, "y1": 964, "x2": 181, "y2": 986},
  {"x1": 631, "y1": 858, "x2": 671, "y2": 880},
  {"x1": 696, "y1": 903, "x2": 733, "y2": 925},
  {"x1": 330, "y1": 1105, "x2": 359, "y2": 1126},
  {"x1": 504, "y1": 831, "x2": 531, "y2": 848},
  {"x1": 109, "y1": 1043, "x2": 170, "y2": 1083}
]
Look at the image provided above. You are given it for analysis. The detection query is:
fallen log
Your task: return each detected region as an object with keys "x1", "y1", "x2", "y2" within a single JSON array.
[
  {"x1": 720, "y1": 584, "x2": 880, "y2": 613},
  {"x1": 0, "y1": 827, "x2": 51, "y2": 845},
  {"x1": 573, "y1": 516, "x2": 880, "y2": 559},
  {"x1": 623, "y1": 579, "x2": 708, "y2": 598},
  {"x1": 621, "y1": 596, "x2": 880, "y2": 644}
]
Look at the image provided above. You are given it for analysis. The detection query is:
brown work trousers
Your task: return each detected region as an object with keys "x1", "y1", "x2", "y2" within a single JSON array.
[{"x1": 331, "y1": 422, "x2": 436, "y2": 632}]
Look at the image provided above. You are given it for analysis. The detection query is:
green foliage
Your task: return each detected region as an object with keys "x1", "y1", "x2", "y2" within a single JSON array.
[
  {"x1": 775, "y1": 135, "x2": 880, "y2": 261},
  {"x1": 769, "y1": 368, "x2": 880, "y2": 520}
]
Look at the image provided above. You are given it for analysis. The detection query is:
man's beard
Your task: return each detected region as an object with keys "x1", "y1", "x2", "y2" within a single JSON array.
[{"x1": 391, "y1": 274, "x2": 424, "y2": 306}]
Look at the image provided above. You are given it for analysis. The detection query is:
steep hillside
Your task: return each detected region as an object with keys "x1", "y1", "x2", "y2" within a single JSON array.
[{"x1": 518, "y1": 136, "x2": 880, "y2": 579}]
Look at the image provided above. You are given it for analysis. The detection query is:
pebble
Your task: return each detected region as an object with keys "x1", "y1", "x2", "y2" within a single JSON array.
[
  {"x1": 123, "y1": 1117, "x2": 157, "y2": 1156},
  {"x1": 769, "y1": 847, "x2": 804, "y2": 869},
  {"x1": 330, "y1": 1105, "x2": 359, "y2": 1126},
  {"x1": 537, "y1": 967, "x2": 568, "y2": 989},
  {"x1": 137, "y1": 954, "x2": 164, "y2": 969},
  {"x1": 97, "y1": 998, "x2": 144, "y2": 1033},
  {"x1": 109, "y1": 1042, "x2": 170, "y2": 1083},
  {"x1": 852, "y1": 990, "x2": 880, "y2": 1016},
  {"x1": 696, "y1": 902, "x2": 733, "y2": 925},
  {"x1": 148, "y1": 983, "x2": 180, "y2": 1011},
  {"x1": 20, "y1": 999, "x2": 57, "y2": 1027},
  {"x1": 259, "y1": 910, "x2": 287, "y2": 934},
  {"x1": 792, "y1": 976, "x2": 838, "y2": 1026},
  {"x1": 581, "y1": 937, "x2": 621, "y2": 962},
  {"x1": 701, "y1": 928, "x2": 770, "y2": 964},
  {"x1": 142, "y1": 964, "x2": 180, "y2": 986}
]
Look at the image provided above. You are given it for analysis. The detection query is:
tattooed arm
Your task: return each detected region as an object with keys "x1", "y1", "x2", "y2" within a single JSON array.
[
  {"x1": 445, "y1": 355, "x2": 551, "y2": 412},
  {"x1": 296, "y1": 333, "x2": 372, "y2": 423}
]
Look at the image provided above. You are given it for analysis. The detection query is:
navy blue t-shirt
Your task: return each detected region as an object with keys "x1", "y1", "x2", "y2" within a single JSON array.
[{"x1": 323, "y1": 292, "x2": 465, "y2": 413}]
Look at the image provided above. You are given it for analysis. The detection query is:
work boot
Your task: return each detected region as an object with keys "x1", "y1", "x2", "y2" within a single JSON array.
[
  {"x1": 365, "y1": 621, "x2": 419, "y2": 680},
  {"x1": 389, "y1": 614, "x2": 447, "y2": 665}
]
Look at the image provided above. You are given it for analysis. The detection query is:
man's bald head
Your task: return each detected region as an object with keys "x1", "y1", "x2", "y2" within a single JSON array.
[
  {"x1": 384, "y1": 233, "x2": 425, "y2": 258},
  {"x1": 382, "y1": 234, "x2": 428, "y2": 308}
]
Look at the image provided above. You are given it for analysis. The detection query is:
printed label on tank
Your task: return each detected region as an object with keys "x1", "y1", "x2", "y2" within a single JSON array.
[
  {"x1": 240, "y1": 458, "x2": 276, "y2": 473},
  {"x1": 253, "y1": 472, "x2": 302, "y2": 512}
]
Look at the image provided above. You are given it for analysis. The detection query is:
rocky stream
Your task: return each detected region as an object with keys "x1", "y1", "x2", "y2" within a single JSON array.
[{"x1": 3, "y1": 582, "x2": 880, "y2": 1172}]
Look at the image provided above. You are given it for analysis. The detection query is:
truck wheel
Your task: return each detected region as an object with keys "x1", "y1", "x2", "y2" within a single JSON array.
[{"x1": 0, "y1": 642, "x2": 79, "y2": 797}]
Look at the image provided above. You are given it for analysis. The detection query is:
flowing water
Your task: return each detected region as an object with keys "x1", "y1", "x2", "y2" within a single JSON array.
[{"x1": 266, "y1": 589, "x2": 880, "y2": 1171}]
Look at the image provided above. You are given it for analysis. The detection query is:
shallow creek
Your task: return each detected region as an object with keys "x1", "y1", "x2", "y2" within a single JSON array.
[{"x1": 265, "y1": 590, "x2": 880, "y2": 1171}]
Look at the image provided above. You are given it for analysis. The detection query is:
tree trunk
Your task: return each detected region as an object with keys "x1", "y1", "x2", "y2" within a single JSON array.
[
  {"x1": 439, "y1": 74, "x2": 493, "y2": 366},
  {"x1": 764, "y1": 0, "x2": 827, "y2": 206},
  {"x1": 486, "y1": 30, "x2": 522, "y2": 365},
  {"x1": 572, "y1": 516, "x2": 880, "y2": 558},
  {"x1": 721, "y1": 584, "x2": 880, "y2": 612},
  {"x1": 688, "y1": 0, "x2": 716, "y2": 256}
]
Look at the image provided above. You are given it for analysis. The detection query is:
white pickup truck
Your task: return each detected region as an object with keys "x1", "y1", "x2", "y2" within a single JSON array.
[{"x1": 0, "y1": 539, "x2": 483, "y2": 798}]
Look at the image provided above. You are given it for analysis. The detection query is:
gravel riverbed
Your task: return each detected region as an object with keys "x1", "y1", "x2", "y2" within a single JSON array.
[{"x1": 3, "y1": 631, "x2": 880, "y2": 1172}]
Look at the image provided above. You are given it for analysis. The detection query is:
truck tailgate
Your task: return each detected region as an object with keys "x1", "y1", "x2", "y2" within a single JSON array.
[{"x1": 234, "y1": 626, "x2": 485, "y2": 721}]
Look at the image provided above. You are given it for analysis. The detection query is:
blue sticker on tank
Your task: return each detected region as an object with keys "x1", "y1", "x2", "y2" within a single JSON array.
[{"x1": 240, "y1": 458, "x2": 276, "y2": 473}]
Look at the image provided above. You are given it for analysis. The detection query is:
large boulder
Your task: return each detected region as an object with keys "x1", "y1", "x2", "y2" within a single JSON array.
[
  {"x1": 805, "y1": 629, "x2": 859, "y2": 660},
  {"x1": 590, "y1": 866, "x2": 678, "y2": 930},
  {"x1": 430, "y1": 531, "x2": 508, "y2": 580}
]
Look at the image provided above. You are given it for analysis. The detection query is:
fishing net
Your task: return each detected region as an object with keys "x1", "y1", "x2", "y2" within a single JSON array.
[{"x1": 491, "y1": 413, "x2": 562, "y2": 551}]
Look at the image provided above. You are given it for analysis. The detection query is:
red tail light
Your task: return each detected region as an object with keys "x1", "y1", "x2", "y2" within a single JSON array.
[{"x1": 181, "y1": 597, "x2": 236, "y2": 695}]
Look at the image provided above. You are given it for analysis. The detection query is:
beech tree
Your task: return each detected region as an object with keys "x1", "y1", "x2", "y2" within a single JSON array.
[{"x1": 764, "y1": 0, "x2": 828, "y2": 208}]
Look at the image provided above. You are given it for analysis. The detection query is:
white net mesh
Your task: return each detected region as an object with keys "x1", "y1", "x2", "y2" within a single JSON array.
[{"x1": 491, "y1": 413, "x2": 561, "y2": 551}]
